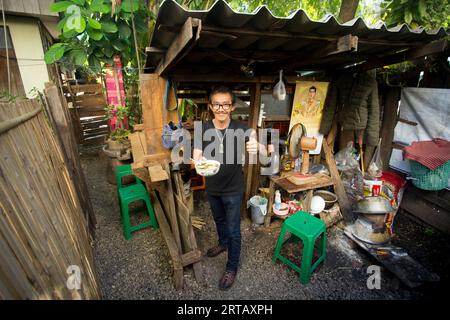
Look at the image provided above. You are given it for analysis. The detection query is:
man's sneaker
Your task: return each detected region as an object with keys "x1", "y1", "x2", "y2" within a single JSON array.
[
  {"x1": 206, "y1": 245, "x2": 227, "y2": 257},
  {"x1": 219, "y1": 270, "x2": 236, "y2": 290}
]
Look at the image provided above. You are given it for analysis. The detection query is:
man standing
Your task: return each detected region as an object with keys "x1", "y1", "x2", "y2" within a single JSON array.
[{"x1": 193, "y1": 85, "x2": 266, "y2": 290}]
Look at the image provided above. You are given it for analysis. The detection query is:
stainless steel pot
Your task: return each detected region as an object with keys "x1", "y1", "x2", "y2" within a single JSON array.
[
  {"x1": 353, "y1": 217, "x2": 391, "y2": 244},
  {"x1": 314, "y1": 190, "x2": 337, "y2": 209},
  {"x1": 354, "y1": 196, "x2": 393, "y2": 214}
]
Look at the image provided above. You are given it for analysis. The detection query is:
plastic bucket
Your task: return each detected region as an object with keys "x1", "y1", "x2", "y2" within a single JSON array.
[{"x1": 248, "y1": 196, "x2": 268, "y2": 225}]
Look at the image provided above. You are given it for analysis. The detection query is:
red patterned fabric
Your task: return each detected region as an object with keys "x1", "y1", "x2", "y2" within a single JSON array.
[
  {"x1": 105, "y1": 55, "x2": 128, "y2": 130},
  {"x1": 403, "y1": 138, "x2": 450, "y2": 170}
]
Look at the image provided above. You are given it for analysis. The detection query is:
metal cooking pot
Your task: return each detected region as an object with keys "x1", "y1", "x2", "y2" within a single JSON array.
[
  {"x1": 314, "y1": 190, "x2": 337, "y2": 209},
  {"x1": 354, "y1": 196, "x2": 393, "y2": 214},
  {"x1": 353, "y1": 217, "x2": 391, "y2": 245}
]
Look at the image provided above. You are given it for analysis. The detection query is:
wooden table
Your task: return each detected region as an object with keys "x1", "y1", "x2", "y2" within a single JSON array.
[
  {"x1": 264, "y1": 135, "x2": 354, "y2": 227},
  {"x1": 264, "y1": 172, "x2": 334, "y2": 227}
]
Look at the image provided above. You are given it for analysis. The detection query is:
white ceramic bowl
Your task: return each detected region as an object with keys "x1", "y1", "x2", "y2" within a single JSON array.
[
  {"x1": 195, "y1": 160, "x2": 220, "y2": 177},
  {"x1": 310, "y1": 196, "x2": 326, "y2": 214},
  {"x1": 273, "y1": 203, "x2": 290, "y2": 216}
]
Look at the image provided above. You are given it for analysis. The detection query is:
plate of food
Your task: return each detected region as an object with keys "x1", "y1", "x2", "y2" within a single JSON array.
[{"x1": 194, "y1": 159, "x2": 220, "y2": 177}]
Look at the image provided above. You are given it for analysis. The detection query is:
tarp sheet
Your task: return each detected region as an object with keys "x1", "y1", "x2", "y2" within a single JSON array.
[{"x1": 389, "y1": 87, "x2": 450, "y2": 188}]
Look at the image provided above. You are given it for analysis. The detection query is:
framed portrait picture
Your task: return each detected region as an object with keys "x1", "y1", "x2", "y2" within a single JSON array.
[{"x1": 289, "y1": 81, "x2": 329, "y2": 154}]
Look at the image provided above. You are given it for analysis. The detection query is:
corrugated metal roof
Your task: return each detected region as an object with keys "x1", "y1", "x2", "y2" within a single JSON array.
[{"x1": 146, "y1": 0, "x2": 448, "y2": 75}]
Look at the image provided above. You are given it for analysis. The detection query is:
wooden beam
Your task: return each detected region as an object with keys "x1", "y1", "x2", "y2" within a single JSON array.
[
  {"x1": 143, "y1": 153, "x2": 172, "y2": 167},
  {"x1": 201, "y1": 30, "x2": 237, "y2": 40},
  {"x1": 140, "y1": 73, "x2": 179, "y2": 156},
  {"x1": 81, "y1": 119, "x2": 108, "y2": 130},
  {"x1": 132, "y1": 162, "x2": 151, "y2": 183},
  {"x1": 150, "y1": 192, "x2": 184, "y2": 289},
  {"x1": 43, "y1": 83, "x2": 96, "y2": 237},
  {"x1": 174, "y1": 193, "x2": 204, "y2": 284},
  {"x1": 63, "y1": 83, "x2": 103, "y2": 94},
  {"x1": 155, "y1": 17, "x2": 202, "y2": 76},
  {"x1": 360, "y1": 39, "x2": 449, "y2": 71},
  {"x1": 180, "y1": 250, "x2": 202, "y2": 267},
  {"x1": 159, "y1": 24, "x2": 423, "y2": 47},
  {"x1": 379, "y1": 87, "x2": 400, "y2": 170},
  {"x1": 148, "y1": 164, "x2": 169, "y2": 182},
  {"x1": 173, "y1": 74, "x2": 301, "y2": 84},
  {"x1": 242, "y1": 83, "x2": 261, "y2": 218},
  {"x1": 157, "y1": 163, "x2": 182, "y2": 252},
  {"x1": 264, "y1": 179, "x2": 275, "y2": 227},
  {"x1": 329, "y1": 34, "x2": 358, "y2": 55},
  {"x1": 323, "y1": 139, "x2": 354, "y2": 223},
  {"x1": 268, "y1": 34, "x2": 358, "y2": 72},
  {"x1": 145, "y1": 46, "x2": 165, "y2": 54},
  {"x1": 129, "y1": 132, "x2": 146, "y2": 163}
]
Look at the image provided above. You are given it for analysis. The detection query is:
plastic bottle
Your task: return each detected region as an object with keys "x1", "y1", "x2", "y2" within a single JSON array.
[{"x1": 275, "y1": 190, "x2": 282, "y2": 210}]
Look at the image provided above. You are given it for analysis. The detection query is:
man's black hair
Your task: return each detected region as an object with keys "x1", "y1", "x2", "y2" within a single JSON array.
[
  {"x1": 209, "y1": 85, "x2": 235, "y2": 104},
  {"x1": 309, "y1": 86, "x2": 317, "y2": 92}
]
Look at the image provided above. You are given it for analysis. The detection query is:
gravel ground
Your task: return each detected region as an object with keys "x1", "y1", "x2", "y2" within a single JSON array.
[{"x1": 80, "y1": 147, "x2": 449, "y2": 300}]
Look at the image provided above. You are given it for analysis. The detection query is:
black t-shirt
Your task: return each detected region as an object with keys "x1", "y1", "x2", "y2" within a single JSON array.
[{"x1": 199, "y1": 119, "x2": 249, "y2": 196}]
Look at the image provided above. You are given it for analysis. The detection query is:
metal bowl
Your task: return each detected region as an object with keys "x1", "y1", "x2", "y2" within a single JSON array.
[
  {"x1": 354, "y1": 196, "x2": 393, "y2": 214},
  {"x1": 314, "y1": 190, "x2": 337, "y2": 209}
]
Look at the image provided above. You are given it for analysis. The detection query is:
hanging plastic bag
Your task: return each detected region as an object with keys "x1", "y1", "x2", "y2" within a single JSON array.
[
  {"x1": 272, "y1": 69, "x2": 286, "y2": 101},
  {"x1": 162, "y1": 79, "x2": 183, "y2": 149},
  {"x1": 335, "y1": 142, "x2": 364, "y2": 206},
  {"x1": 367, "y1": 138, "x2": 383, "y2": 178},
  {"x1": 335, "y1": 141, "x2": 359, "y2": 171}
]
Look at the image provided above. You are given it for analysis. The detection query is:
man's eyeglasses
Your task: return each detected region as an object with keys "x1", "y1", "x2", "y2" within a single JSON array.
[{"x1": 211, "y1": 103, "x2": 233, "y2": 111}]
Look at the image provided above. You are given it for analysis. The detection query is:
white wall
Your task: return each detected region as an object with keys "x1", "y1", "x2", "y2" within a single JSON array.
[{"x1": 6, "y1": 16, "x2": 49, "y2": 98}]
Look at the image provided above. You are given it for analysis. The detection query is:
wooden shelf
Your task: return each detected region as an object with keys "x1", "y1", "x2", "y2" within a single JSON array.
[
  {"x1": 264, "y1": 115, "x2": 291, "y2": 121},
  {"x1": 270, "y1": 173, "x2": 333, "y2": 193}
]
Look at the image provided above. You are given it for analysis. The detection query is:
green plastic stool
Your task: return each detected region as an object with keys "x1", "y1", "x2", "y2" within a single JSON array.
[
  {"x1": 115, "y1": 164, "x2": 143, "y2": 190},
  {"x1": 272, "y1": 210, "x2": 326, "y2": 284},
  {"x1": 117, "y1": 164, "x2": 132, "y2": 174},
  {"x1": 118, "y1": 183, "x2": 158, "y2": 240}
]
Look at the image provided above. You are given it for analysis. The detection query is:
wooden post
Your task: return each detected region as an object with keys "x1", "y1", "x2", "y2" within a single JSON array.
[
  {"x1": 150, "y1": 192, "x2": 184, "y2": 289},
  {"x1": 66, "y1": 83, "x2": 83, "y2": 144},
  {"x1": 139, "y1": 73, "x2": 179, "y2": 158},
  {"x1": 174, "y1": 193, "x2": 204, "y2": 284},
  {"x1": 243, "y1": 82, "x2": 261, "y2": 218},
  {"x1": 155, "y1": 17, "x2": 202, "y2": 76},
  {"x1": 380, "y1": 87, "x2": 400, "y2": 170},
  {"x1": 264, "y1": 179, "x2": 275, "y2": 227},
  {"x1": 43, "y1": 83, "x2": 96, "y2": 237},
  {"x1": 325, "y1": 121, "x2": 338, "y2": 153},
  {"x1": 323, "y1": 139, "x2": 354, "y2": 223},
  {"x1": 155, "y1": 163, "x2": 182, "y2": 252}
]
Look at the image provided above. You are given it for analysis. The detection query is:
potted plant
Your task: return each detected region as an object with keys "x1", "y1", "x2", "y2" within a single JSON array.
[{"x1": 104, "y1": 104, "x2": 131, "y2": 156}]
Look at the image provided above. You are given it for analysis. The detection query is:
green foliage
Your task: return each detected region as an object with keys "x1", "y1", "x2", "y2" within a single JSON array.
[
  {"x1": 105, "y1": 104, "x2": 129, "y2": 121},
  {"x1": 381, "y1": 0, "x2": 450, "y2": 30},
  {"x1": 179, "y1": 98, "x2": 198, "y2": 120},
  {"x1": 0, "y1": 91, "x2": 22, "y2": 103},
  {"x1": 44, "y1": 43, "x2": 66, "y2": 64},
  {"x1": 176, "y1": 0, "x2": 449, "y2": 30},
  {"x1": 225, "y1": 0, "x2": 341, "y2": 19},
  {"x1": 109, "y1": 128, "x2": 130, "y2": 142},
  {"x1": 49, "y1": 1, "x2": 74, "y2": 12},
  {"x1": 45, "y1": 0, "x2": 150, "y2": 73}
]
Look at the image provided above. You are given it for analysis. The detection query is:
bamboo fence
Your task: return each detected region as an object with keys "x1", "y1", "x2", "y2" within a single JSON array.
[{"x1": 0, "y1": 99, "x2": 101, "y2": 299}]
